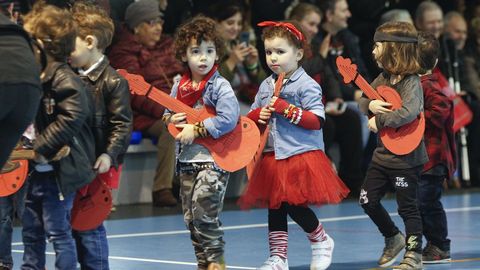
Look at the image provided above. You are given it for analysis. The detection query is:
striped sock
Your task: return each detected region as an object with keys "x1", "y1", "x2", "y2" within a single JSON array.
[
  {"x1": 269, "y1": 231, "x2": 288, "y2": 259},
  {"x1": 307, "y1": 223, "x2": 327, "y2": 243}
]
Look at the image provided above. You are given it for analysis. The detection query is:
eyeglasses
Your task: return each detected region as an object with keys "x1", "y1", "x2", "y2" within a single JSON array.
[{"x1": 147, "y1": 18, "x2": 164, "y2": 26}]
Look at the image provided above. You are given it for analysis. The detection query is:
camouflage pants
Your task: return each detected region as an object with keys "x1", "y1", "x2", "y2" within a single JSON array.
[{"x1": 179, "y1": 162, "x2": 229, "y2": 268}]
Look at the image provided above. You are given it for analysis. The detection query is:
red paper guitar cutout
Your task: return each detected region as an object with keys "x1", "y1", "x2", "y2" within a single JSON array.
[
  {"x1": 118, "y1": 69, "x2": 260, "y2": 172},
  {"x1": 71, "y1": 168, "x2": 116, "y2": 231},
  {"x1": 0, "y1": 146, "x2": 70, "y2": 197},
  {"x1": 246, "y1": 72, "x2": 285, "y2": 180},
  {"x1": 336, "y1": 56, "x2": 425, "y2": 155}
]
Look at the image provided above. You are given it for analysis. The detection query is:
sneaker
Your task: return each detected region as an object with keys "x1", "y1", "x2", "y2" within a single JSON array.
[
  {"x1": 422, "y1": 243, "x2": 451, "y2": 264},
  {"x1": 393, "y1": 251, "x2": 423, "y2": 269},
  {"x1": 257, "y1": 255, "x2": 289, "y2": 270},
  {"x1": 311, "y1": 234, "x2": 334, "y2": 270},
  {"x1": 378, "y1": 232, "x2": 406, "y2": 267}
]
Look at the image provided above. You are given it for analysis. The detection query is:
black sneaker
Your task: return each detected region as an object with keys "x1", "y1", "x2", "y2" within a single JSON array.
[
  {"x1": 393, "y1": 251, "x2": 423, "y2": 269},
  {"x1": 422, "y1": 243, "x2": 451, "y2": 264},
  {"x1": 378, "y1": 232, "x2": 406, "y2": 267}
]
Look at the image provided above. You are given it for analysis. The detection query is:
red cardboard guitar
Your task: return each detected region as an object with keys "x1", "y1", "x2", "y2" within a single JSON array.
[
  {"x1": 336, "y1": 56, "x2": 425, "y2": 155},
  {"x1": 118, "y1": 69, "x2": 260, "y2": 172}
]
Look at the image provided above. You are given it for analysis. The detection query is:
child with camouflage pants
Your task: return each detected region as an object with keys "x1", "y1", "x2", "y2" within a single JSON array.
[{"x1": 163, "y1": 16, "x2": 240, "y2": 270}]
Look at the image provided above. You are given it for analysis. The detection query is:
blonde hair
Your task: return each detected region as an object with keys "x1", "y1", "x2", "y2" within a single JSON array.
[{"x1": 23, "y1": 1, "x2": 77, "y2": 61}]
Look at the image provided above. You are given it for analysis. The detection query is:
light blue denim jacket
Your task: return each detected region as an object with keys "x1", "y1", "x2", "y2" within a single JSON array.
[
  {"x1": 168, "y1": 71, "x2": 240, "y2": 162},
  {"x1": 252, "y1": 67, "x2": 325, "y2": 160}
]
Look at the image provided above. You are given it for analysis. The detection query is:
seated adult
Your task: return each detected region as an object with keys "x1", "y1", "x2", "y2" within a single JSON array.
[
  {"x1": 109, "y1": 0, "x2": 185, "y2": 207},
  {"x1": 290, "y1": 2, "x2": 365, "y2": 195},
  {"x1": 206, "y1": 1, "x2": 266, "y2": 113}
]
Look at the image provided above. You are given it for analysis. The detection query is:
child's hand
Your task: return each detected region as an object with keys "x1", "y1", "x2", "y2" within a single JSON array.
[
  {"x1": 258, "y1": 107, "x2": 273, "y2": 124},
  {"x1": 368, "y1": 100, "x2": 392, "y2": 114},
  {"x1": 368, "y1": 117, "x2": 378, "y2": 133},
  {"x1": 175, "y1": 124, "x2": 196, "y2": 145},
  {"x1": 94, "y1": 153, "x2": 112, "y2": 174},
  {"x1": 170, "y1": 113, "x2": 187, "y2": 124},
  {"x1": 268, "y1": 96, "x2": 278, "y2": 107}
]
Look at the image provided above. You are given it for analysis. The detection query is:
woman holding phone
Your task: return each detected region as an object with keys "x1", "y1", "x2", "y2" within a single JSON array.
[{"x1": 206, "y1": 1, "x2": 266, "y2": 111}]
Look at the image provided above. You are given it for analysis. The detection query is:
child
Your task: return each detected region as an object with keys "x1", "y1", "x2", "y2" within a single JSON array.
[
  {"x1": 21, "y1": 2, "x2": 96, "y2": 270},
  {"x1": 166, "y1": 16, "x2": 240, "y2": 270},
  {"x1": 239, "y1": 20, "x2": 349, "y2": 270},
  {"x1": 417, "y1": 31, "x2": 455, "y2": 264},
  {"x1": 70, "y1": 3, "x2": 133, "y2": 270},
  {"x1": 357, "y1": 21, "x2": 428, "y2": 269}
]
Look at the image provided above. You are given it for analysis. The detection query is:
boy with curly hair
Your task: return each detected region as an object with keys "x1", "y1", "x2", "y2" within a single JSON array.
[{"x1": 165, "y1": 16, "x2": 240, "y2": 270}]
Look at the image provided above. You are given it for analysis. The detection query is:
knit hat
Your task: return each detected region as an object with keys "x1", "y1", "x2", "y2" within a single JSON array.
[{"x1": 125, "y1": 0, "x2": 163, "y2": 29}]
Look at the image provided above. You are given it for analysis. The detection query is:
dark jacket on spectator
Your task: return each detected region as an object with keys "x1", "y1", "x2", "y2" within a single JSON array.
[
  {"x1": 316, "y1": 28, "x2": 371, "y2": 101},
  {"x1": 109, "y1": 26, "x2": 185, "y2": 132}
]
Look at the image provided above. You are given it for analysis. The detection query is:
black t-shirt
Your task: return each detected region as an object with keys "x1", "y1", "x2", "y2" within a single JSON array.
[{"x1": 0, "y1": 13, "x2": 40, "y2": 86}]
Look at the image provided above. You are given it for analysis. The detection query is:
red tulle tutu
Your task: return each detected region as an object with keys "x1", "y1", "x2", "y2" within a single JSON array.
[{"x1": 239, "y1": 150, "x2": 350, "y2": 209}]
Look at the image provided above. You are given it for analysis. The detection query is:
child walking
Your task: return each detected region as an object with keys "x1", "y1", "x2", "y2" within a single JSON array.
[
  {"x1": 417, "y1": 31, "x2": 454, "y2": 264},
  {"x1": 21, "y1": 2, "x2": 96, "y2": 269},
  {"x1": 239, "y1": 21, "x2": 349, "y2": 270},
  {"x1": 357, "y1": 22, "x2": 428, "y2": 270},
  {"x1": 165, "y1": 16, "x2": 240, "y2": 270},
  {"x1": 70, "y1": 3, "x2": 133, "y2": 270}
]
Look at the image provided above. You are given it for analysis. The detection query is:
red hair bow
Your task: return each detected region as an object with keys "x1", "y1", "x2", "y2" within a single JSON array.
[{"x1": 257, "y1": 21, "x2": 305, "y2": 42}]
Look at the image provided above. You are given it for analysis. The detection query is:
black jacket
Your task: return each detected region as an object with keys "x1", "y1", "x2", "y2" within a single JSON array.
[
  {"x1": 34, "y1": 61, "x2": 96, "y2": 196},
  {"x1": 80, "y1": 57, "x2": 132, "y2": 166}
]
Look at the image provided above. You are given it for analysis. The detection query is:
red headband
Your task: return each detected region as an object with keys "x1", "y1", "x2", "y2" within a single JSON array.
[{"x1": 257, "y1": 21, "x2": 305, "y2": 42}]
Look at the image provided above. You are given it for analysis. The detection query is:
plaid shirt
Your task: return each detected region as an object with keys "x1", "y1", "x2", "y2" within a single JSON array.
[{"x1": 421, "y1": 74, "x2": 457, "y2": 179}]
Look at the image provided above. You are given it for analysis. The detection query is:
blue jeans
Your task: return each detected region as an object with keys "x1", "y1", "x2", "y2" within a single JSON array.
[
  {"x1": 21, "y1": 171, "x2": 77, "y2": 270},
  {"x1": 73, "y1": 224, "x2": 109, "y2": 270},
  {"x1": 0, "y1": 182, "x2": 28, "y2": 269},
  {"x1": 418, "y1": 174, "x2": 450, "y2": 251}
]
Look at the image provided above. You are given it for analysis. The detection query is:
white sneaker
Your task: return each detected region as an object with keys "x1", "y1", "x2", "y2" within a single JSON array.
[
  {"x1": 310, "y1": 234, "x2": 334, "y2": 270},
  {"x1": 257, "y1": 255, "x2": 289, "y2": 270}
]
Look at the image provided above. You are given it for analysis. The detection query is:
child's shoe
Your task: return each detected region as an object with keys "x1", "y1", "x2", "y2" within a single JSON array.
[
  {"x1": 422, "y1": 243, "x2": 451, "y2": 264},
  {"x1": 378, "y1": 232, "x2": 406, "y2": 267},
  {"x1": 310, "y1": 234, "x2": 334, "y2": 270},
  {"x1": 257, "y1": 255, "x2": 289, "y2": 270},
  {"x1": 393, "y1": 251, "x2": 423, "y2": 269}
]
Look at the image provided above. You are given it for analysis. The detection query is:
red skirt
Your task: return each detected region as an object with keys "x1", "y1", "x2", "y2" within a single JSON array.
[{"x1": 239, "y1": 150, "x2": 350, "y2": 209}]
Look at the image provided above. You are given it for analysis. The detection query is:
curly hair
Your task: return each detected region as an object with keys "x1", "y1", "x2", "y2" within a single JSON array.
[
  {"x1": 23, "y1": 1, "x2": 77, "y2": 61},
  {"x1": 374, "y1": 21, "x2": 421, "y2": 75},
  {"x1": 72, "y1": 2, "x2": 114, "y2": 51},
  {"x1": 174, "y1": 16, "x2": 225, "y2": 62}
]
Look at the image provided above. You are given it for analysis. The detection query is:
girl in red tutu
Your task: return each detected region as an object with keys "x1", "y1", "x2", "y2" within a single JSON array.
[{"x1": 239, "y1": 20, "x2": 349, "y2": 270}]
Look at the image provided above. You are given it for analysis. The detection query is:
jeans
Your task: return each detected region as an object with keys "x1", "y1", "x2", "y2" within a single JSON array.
[
  {"x1": 73, "y1": 224, "x2": 109, "y2": 270},
  {"x1": 418, "y1": 174, "x2": 450, "y2": 251},
  {"x1": 0, "y1": 183, "x2": 28, "y2": 268},
  {"x1": 21, "y1": 171, "x2": 77, "y2": 270}
]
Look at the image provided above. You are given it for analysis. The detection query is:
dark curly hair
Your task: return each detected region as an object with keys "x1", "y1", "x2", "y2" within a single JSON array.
[
  {"x1": 23, "y1": 1, "x2": 77, "y2": 62},
  {"x1": 174, "y1": 16, "x2": 225, "y2": 62},
  {"x1": 261, "y1": 20, "x2": 307, "y2": 63}
]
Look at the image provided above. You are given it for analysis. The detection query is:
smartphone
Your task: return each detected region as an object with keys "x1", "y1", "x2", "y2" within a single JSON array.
[{"x1": 239, "y1": 32, "x2": 250, "y2": 47}]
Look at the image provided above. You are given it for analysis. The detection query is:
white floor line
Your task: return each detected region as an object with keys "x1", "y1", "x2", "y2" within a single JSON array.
[
  {"x1": 10, "y1": 206, "x2": 480, "y2": 268},
  {"x1": 11, "y1": 250, "x2": 256, "y2": 269},
  {"x1": 11, "y1": 205, "x2": 480, "y2": 245}
]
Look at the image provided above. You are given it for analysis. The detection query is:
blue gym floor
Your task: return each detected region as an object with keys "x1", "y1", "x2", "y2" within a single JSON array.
[{"x1": 10, "y1": 192, "x2": 480, "y2": 269}]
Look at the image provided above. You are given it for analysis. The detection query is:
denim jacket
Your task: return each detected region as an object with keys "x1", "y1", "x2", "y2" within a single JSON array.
[
  {"x1": 169, "y1": 71, "x2": 240, "y2": 162},
  {"x1": 252, "y1": 67, "x2": 325, "y2": 159}
]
